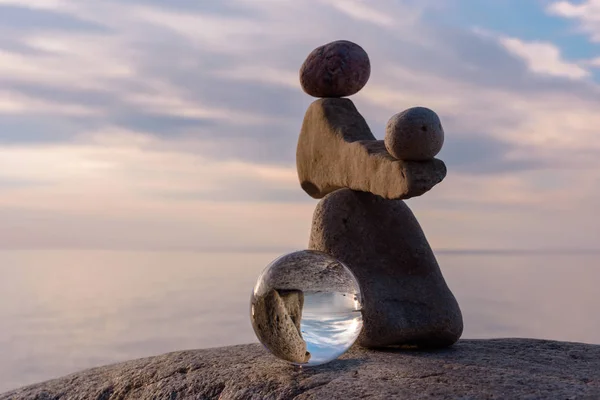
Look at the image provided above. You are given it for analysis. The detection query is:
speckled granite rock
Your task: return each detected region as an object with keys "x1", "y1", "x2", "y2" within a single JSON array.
[
  {"x1": 3, "y1": 339, "x2": 599, "y2": 399},
  {"x1": 296, "y1": 98, "x2": 446, "y2": 200},
  {"x1": 309, "y1": 189, "x2": 463, "y2": 349}
]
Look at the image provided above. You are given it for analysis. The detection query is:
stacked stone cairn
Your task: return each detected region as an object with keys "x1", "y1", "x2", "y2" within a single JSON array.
[{"x1": 297, "y1": 40, "x2": 463, "y2": 348}]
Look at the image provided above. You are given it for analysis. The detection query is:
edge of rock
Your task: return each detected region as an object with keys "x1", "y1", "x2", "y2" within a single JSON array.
[{"x1": 3, "y1": 339, "x2": 599, "y2": 400}]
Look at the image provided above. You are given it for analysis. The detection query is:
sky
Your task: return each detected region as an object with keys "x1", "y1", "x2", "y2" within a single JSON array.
[{"x1": 0, "y1": 0, "x2": 599, "y2": 252}]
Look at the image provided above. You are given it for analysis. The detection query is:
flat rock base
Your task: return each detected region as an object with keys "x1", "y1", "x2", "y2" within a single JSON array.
[{"x1": 3, "y1": 339, "x2": 599, "y2": 399}]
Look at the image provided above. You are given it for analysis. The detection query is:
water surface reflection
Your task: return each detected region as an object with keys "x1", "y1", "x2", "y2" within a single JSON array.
[{"x1": 0, "y1": 250, "x2": 599, "y2": 391}]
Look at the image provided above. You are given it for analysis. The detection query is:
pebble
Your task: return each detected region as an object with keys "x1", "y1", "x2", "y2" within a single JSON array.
[
  {"x1": 384, "y1": 107, "x2": 444, "y2": 161},
  {"x1": 299, "y1": 40, "x2": 370, "y2": 98}
]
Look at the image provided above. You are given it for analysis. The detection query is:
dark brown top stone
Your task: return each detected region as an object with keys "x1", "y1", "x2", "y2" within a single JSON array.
[{"x1": 299, "y1": 40, "x2": 370, "y2": 98}]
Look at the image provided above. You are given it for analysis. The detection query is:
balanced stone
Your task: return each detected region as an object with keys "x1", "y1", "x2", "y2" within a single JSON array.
[
  {"x1": 297, "y1": 98, "x2": 446, "y2": 200},
  {"x1": 385, "y1": 107, "x2": 445, "y2": 161},
  {"x1": 251, "y1": 289, "x2": 310, "y2": 364},
  {"x1": 299, "y1": 40, "x2": 370, "y2": 98},
  {"x1": 309, "y1": 188, "x2": 463, "y2": 348}
]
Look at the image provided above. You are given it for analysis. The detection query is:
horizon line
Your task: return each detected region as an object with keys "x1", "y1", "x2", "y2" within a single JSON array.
[{"x1": 0, "y1": 246, "x2": 599, "y2": 255}]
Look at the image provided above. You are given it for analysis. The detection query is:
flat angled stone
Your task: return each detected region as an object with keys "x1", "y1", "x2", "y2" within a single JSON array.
[{"x1": 296, "y1": 98, "x2": 446, "y2": 200}]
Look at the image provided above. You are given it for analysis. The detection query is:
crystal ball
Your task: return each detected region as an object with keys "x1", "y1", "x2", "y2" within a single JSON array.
[{"x1": 250, "y1": 250, "x2": 363, "y2": 366}]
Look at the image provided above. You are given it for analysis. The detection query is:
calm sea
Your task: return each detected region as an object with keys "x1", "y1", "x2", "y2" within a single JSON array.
[{"x1": 1, "y1": 250, "x2": 599, "y2": 392}]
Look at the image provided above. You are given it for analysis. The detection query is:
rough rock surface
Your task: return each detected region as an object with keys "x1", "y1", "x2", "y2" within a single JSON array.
[
  {"x1": 296, "y1": 98, "x2": 446, "y2": 200},
  {"x1": 309, "y1": 189, "x2": 463, "y2": 349},
  {"x1": 253, "y1": 250, "x2": 360, "y2": 295},
  {"x1": 251, "y1": 289, "x2": 310, "y2": 364},
  {"x1": 385, "y1": 107, "x2": 445, "y2": 161},
  {"x1": 299, "y1": 40, "x2": 370, "y2": 98},
  {"x1": 3, "y1": 339, "x2": 599, "y2": 399}
]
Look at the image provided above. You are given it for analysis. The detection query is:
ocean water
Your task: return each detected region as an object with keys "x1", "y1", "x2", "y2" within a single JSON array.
[
  {"x1": 300, "y1": 291, "x2": 363, "y2": 366},
  {"x1": 1, "y1": 250, "x2": 599, "y2": 392}
]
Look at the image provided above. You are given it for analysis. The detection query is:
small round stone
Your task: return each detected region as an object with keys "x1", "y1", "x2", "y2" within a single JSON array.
[
  {"x1": 299, "y1": 40, "x2": 370, "y2": 98},
  {"x1": 384, "y1": 107, "x2": 445, "y2": 161}
]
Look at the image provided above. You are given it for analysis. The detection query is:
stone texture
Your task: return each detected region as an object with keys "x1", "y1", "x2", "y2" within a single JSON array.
[
  {"x1": 385, "y1": 107, "x2": 445, "y2": 161},
  {"x1": 299, "y1": 40, "x2": 370, "y2": 98},
  {"x1": 251, "y1": 289, "x2": 310, "y2": 364},
  {"x1": 3, "y1": 339, "x2": 599, "y2": 399},
  {"x1": 254, "y1": 250, "x2": 360, "y2": 295},
  {"x1": 296, "y1": 98, "x2": 446, "y2": 200},
  {"x1": 309, "y1": 189, "x2": 463, "y2": 349}
]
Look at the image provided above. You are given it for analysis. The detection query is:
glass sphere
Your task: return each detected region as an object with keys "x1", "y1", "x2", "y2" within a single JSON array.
[{"x1": 250, "y1": 250, "x2": 363, "y2": 366}]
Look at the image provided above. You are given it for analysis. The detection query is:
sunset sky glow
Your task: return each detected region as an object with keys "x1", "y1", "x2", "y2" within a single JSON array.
[{"x1": 0, "y1": 0, "x2": 599, "y2": 251}]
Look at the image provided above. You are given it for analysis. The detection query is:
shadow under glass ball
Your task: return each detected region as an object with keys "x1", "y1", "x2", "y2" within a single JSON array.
[{"x1": 250, "y1": 250, "x2": 363, "y2": 366}]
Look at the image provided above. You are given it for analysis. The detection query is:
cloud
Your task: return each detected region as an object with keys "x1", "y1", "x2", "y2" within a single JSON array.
[
  {"x1": 0, "y1": 130, "x2": 315, "y2": 250},
  {"x1": 547, "y1": 0, "x2": 600, "y2": 41},
  {"x1": 0, "y1": 131, "x2": 302, "y2": 204},
  {"x1": 582, "y1": 57, "x2": 600, "y2": 67},
  {"x1": 0, "y1": 0, "x2": 598, "y2": 250},
  {"x1": 0, "y1": 90, "x2": 99, "y2": 116},
  {"x1": 499, "y1": 37, "x2": 590, "y2": 79},
  {"x1": 321, "y1": 0, "x2": 398, "y2": 27},
  {"x1": 0, "y1": 3, "x2": 107, "y2": 32},
  {"x1": 439, "y1": 135, "x2": 545, "y2": 175}
]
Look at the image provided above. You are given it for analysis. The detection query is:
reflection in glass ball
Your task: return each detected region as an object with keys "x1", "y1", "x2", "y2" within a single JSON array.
[{"x1": 250, "y1": 250, "x2": 363, "y2": 366}]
